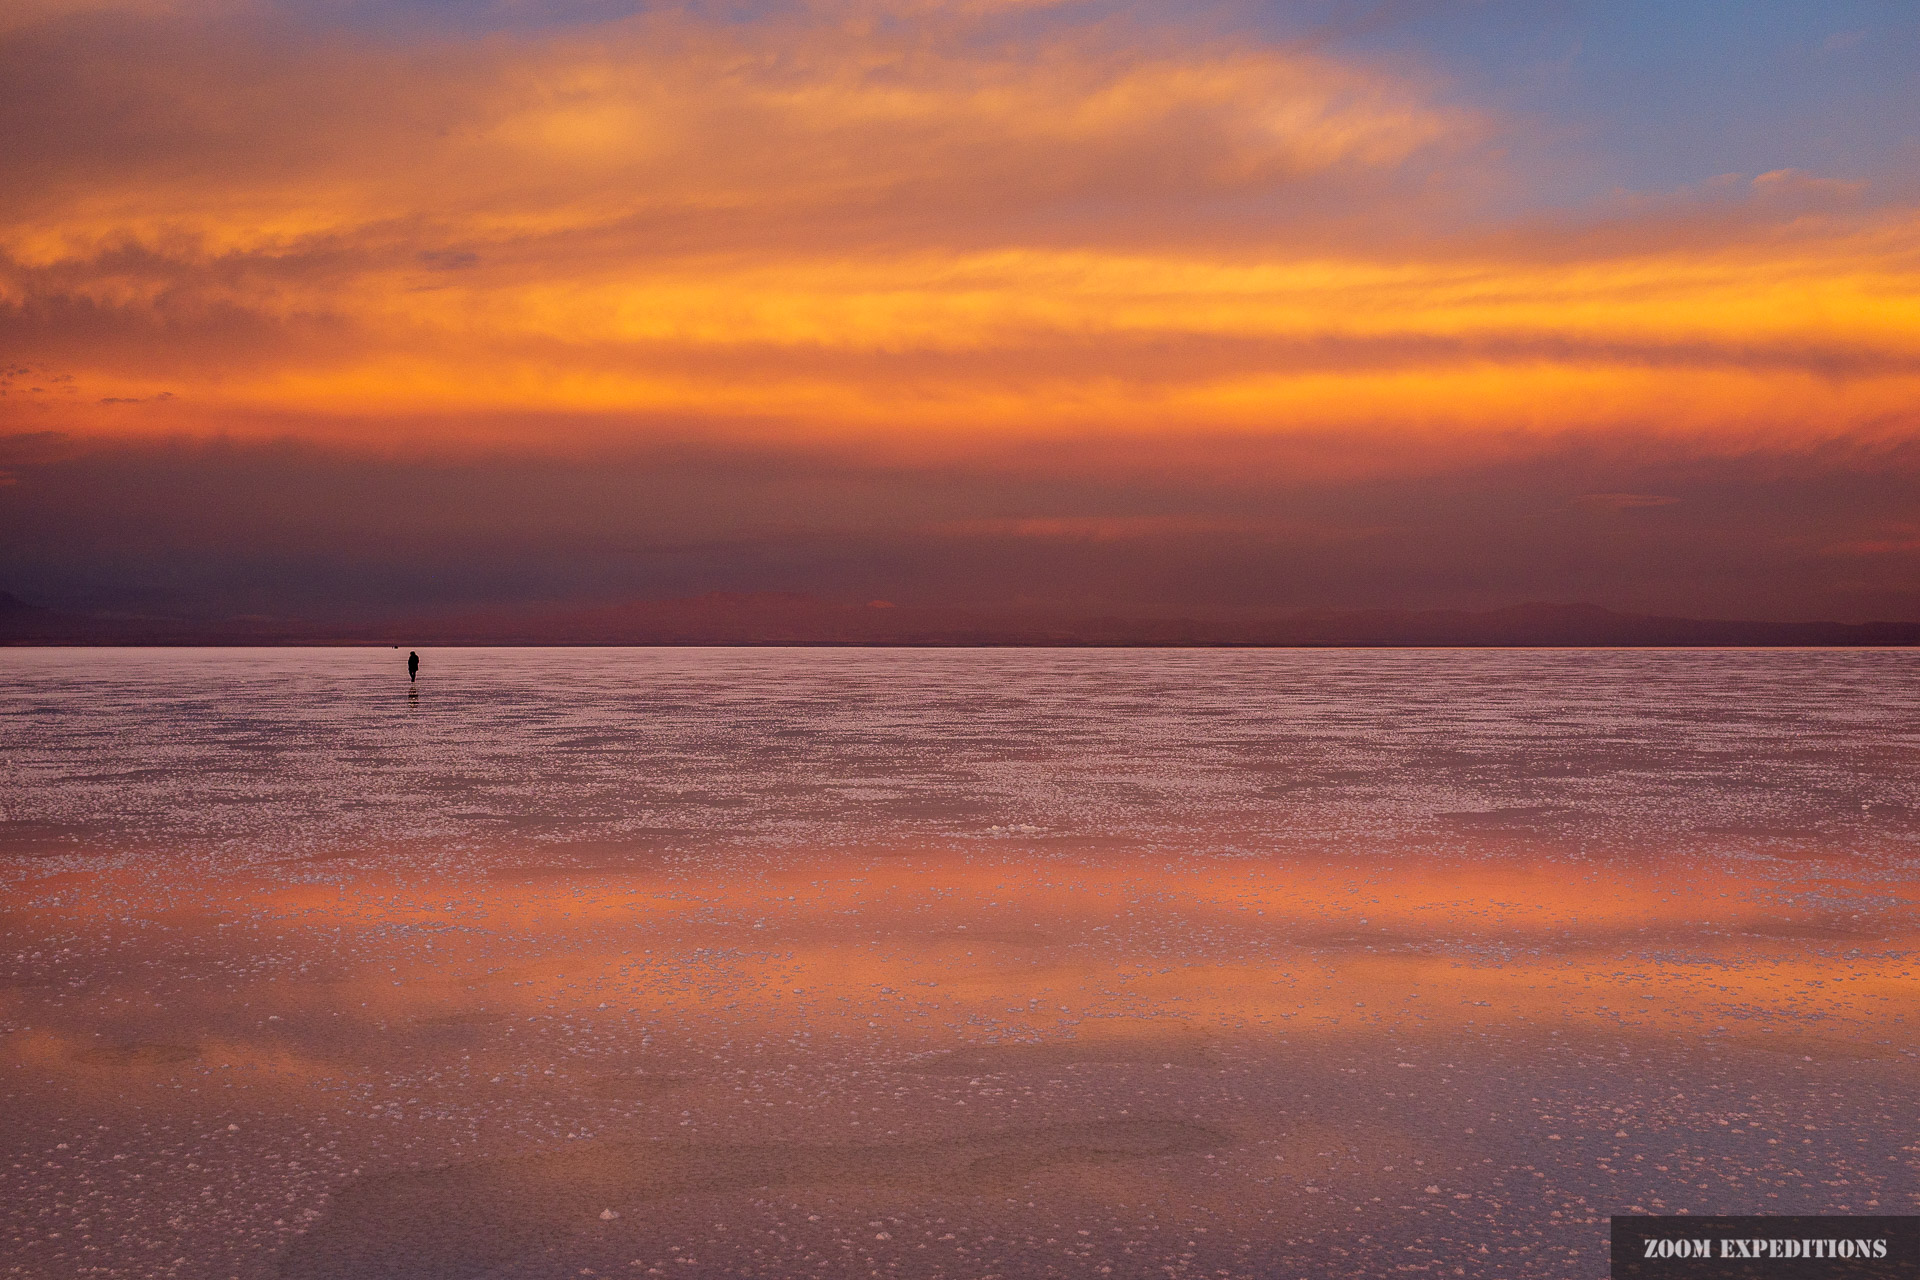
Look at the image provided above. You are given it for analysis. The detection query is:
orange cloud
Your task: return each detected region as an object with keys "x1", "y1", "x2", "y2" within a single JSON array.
[{"x1": 0, "y1": 3, "x2": 1915, "y2": 464}]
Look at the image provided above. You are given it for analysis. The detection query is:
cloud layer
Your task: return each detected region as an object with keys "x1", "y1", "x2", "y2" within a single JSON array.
[{"x1": 2, "y1": 1, "x2": 1918, "y2": 620}]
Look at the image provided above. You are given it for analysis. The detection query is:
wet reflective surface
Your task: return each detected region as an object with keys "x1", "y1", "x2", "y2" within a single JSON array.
[{"x1": 2, "y1": 647, "x2": 1918, "y2": 1278}]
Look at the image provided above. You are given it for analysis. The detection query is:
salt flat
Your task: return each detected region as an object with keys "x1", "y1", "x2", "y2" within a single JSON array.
[{"x1": 2, "y1": 647, "x2": 1916, "y2": 1278}]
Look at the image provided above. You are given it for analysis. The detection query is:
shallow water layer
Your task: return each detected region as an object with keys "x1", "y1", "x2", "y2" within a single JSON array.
[{"x1": 2, "y1": 647, "x2": 1917, "y2": 1279}]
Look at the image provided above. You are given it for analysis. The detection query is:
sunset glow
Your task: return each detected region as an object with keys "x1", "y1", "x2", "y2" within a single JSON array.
[
  {"x1": 8, "y1": 7, "x2": 1920, "y2": 450},
  {"x1": 5, "y1": 0, "x2": 1920, "y2": 628},
  {"x1": 6, "y1": 14, "x2": 1920, "y2": 1273}
]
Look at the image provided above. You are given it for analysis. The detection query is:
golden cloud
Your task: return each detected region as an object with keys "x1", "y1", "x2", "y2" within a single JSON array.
[{"x1": 0, "y1": 3, "x2": 1916, "y2": 460}]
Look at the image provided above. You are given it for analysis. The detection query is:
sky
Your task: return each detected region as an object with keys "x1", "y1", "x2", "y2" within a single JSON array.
[{"x1": 2, "y1": 0, "x2": 1918, "y2": 627}]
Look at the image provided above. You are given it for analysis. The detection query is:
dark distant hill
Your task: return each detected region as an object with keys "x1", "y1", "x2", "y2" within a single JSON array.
[
  {"x1": 394, "y1": 596, "x2": 1920, "y2": 647},
  {"x1": 3, "y1": 589, "x2": 1917, "y2": 647},
  {"x1": 1213, "y1": 602, "x2": 1920, "y2": 648},
  {"x1": 0, "y1": 591, "x2": 53, "y2": 632}
]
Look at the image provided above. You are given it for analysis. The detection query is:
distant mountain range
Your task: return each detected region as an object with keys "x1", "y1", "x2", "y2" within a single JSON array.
[{"x1": 4, "y1": 589, "x2": 1917, "y2": 647}]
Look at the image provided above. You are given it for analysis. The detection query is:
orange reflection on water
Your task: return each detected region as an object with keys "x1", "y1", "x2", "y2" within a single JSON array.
[
  {"x1": 12, "y1": 851, "x2": 1915, "y2": 1074},
  {"x1": 8, "y1": 845, "x2": 1919, "y2": 1280}
]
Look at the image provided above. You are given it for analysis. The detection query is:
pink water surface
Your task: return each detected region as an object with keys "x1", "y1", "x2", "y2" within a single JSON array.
[{"x1": 2, "y1": 647, "x2": 1917, "y2": 1278}]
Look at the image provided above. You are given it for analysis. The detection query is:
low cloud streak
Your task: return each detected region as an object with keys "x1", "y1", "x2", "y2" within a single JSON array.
[{"x1": 5, "y1": 431, "x2": 1917, "y2": 625}]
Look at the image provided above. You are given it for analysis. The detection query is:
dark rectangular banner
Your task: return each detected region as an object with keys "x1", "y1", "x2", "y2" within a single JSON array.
[{"x1": 1613, "y1": 1218, "x2": 1920, "y2": 1278}]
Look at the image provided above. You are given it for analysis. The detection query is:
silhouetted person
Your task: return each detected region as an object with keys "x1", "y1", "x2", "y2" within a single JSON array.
[{"x1": 407, "y1": 650, "x2": 419, "y2": 683}]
